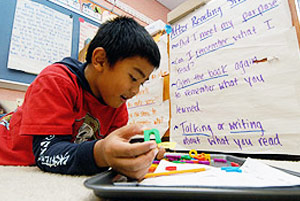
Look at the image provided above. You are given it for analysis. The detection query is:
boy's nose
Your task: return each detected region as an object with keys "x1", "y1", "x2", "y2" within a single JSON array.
[{"x1": 130, "y1": 85, "x2": 140, "y2": 97}]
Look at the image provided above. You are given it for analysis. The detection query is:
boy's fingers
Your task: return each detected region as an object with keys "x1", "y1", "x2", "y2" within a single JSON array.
[
  {"x1": 156, "y1": 146, "x2": 166, "y2": 160},
  {"x1": 115, "y1": 124, "x2": 144, "y2": 140},
  {"x1": 111, "y1": 140, "x2": 157, "y2": 158},
  {"x1": 112, "y1": 148, "x2": 158, "y2": 173},
  {"x1": 118, "y1": 167, "x2": 149, "y2": 180}
]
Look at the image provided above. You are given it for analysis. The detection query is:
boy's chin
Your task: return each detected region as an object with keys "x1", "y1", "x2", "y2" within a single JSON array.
[{"x1": 109, "y1": 101, "x2": 125, "y2": 108}]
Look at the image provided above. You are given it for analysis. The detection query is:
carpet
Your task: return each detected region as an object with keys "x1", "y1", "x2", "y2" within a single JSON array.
[
  {"x1": 0, "y1": 160, "x2": 299, "y2": 201},
  {"x1": 0, "y1": 165, "x2": 101, "y2": 201}
]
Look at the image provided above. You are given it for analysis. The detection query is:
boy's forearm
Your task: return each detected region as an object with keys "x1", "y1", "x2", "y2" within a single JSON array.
[{"x1": 32, "y1": 135, "x2": 108, "y2": 175}]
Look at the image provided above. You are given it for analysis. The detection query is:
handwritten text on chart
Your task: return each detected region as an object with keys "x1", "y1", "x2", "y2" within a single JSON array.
[
  {"x1": 175, "y1": 118, "x2": 265, "y2": 136},
  {"x1": 174, "y1": 118, "x2": 282, "y2": 150},
  {"x1": 170, "y1": 0, "x2": 279, "y2": 40},
  {"x1": 128, "y1": 116, "x2": 165, "y2": 126},
  {"x1": 172, "y1": 51, "x2": 257, "y2": 76},
  {"x1": 172, "y1": 55, "x2": 262, "y2": 100},
  {"x1": 183, "y1": 133, "x2": 282, "y2": 150},
  {"x1": 129, "y1": 107, "x2": 157, "y2": 118},
  {"x1": 127, "y1": 98, "x2": 156, "y2": 109}
]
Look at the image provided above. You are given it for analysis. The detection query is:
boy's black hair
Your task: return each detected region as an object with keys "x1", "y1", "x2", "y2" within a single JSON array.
[{"x1": 86, "y1": 16, "x2": 160, "y2": 69}]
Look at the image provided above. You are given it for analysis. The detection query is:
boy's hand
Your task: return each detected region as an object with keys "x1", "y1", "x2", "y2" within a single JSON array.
[{"x1": 93, "y1": 124, "x2": 164, "y2": 180}]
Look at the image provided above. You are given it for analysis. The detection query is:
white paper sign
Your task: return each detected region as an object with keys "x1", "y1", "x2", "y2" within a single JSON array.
[
  {"x1": 8, "y1": 0, "x2": 73, "y2": 74},
  {"x1": 169, "y1": 0, "x2": 300, "y2": 155}
]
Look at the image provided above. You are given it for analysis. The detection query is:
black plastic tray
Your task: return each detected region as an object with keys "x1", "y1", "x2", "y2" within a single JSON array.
[{"x1": 84, "y1": 155, "x2": 300, "y2": 201}]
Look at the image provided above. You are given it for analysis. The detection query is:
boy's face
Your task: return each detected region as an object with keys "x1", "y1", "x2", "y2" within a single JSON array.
[{"x1": 95, "y1": 56, "x2": 155, "y2": 108}]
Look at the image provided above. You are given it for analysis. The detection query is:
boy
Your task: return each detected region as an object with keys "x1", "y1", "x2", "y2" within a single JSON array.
[{"x1": 0, "y1": 16, "x2": 164, "y2": 180}]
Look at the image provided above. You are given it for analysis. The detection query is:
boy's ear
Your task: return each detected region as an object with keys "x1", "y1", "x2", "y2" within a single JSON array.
[{"x1": 92, "y1": 47, "x2": 107, "y2": 72}]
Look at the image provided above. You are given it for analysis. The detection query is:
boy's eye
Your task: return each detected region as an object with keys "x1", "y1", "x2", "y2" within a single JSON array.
[{"x1": 130, "y1": 75, "x2": 137, "y2": 82}]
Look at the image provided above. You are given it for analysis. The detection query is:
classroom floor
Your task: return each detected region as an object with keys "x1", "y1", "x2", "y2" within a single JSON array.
[
  {"x1": 0, "y1": 165, "x2": 101, "y2": 201},
  {"x1": 0, "y1": 159, "x2": 299, "y2": 201}
]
